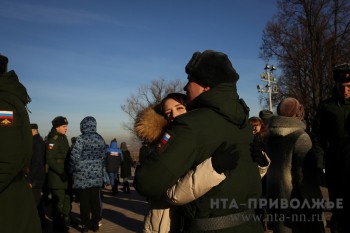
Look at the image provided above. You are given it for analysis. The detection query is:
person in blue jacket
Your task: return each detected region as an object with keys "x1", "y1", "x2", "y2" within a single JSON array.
[
  {"x1": 106, "y1": 139, "x2": 123, "y2": 195},
  {"x1": 70, "y1": 116, "x2": 106, "y2": 232}
]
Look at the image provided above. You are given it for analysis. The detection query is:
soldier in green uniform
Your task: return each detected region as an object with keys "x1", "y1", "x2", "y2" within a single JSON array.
[
  {"x1": 0, "y1": 53, "x2": 41, "y2": 233},
  {"x1": 134, "y1": 50, "x2": 263, "y2": 233},
  {"x1": 46, "y1": 116, "x2": 71, "y2": 232}
]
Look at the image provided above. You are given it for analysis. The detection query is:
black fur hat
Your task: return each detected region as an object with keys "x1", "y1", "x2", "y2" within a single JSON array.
[
  {"x1": 52, "y1": 116, "x2": 68, "y2": 128},
  {"x1": 30, "y1": 123, "x2": 38, "y2": 129},
  {"x1": 0, "y1": 53, "x2": 8, "y2": 74},
  {"x1": 333, "y1": 63, "x2": 350, "y2": 83},
  {"x1": 185, "y1": 50, "x2": 239, "y2": 88},
  {"x1": 259, "y1": 109, "x2": 273, "y2": 120}
]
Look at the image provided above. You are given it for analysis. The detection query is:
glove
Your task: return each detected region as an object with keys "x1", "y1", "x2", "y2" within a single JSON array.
[
  {"x1": 58, "y1": 172, "x2": 68, "y2": 182},
  {"x1": 250, "y1": 137, "x2": 268, "y2": 167},
  {"x1": 211, "y1": 142, "x2": 239, "y2": 174}
]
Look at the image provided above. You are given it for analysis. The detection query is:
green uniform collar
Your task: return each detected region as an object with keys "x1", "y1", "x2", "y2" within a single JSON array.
[{"x1": 192, "y1": 83, "x2": 248, "y2": 127}]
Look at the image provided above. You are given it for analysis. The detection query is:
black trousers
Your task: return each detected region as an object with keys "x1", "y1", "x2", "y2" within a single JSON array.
[
  {"x1": 32, "y1": 188, "x2": 46, "y2": 224},
  {"x1": 77, "y1": 187, "x2": 102, "y2": 227}
]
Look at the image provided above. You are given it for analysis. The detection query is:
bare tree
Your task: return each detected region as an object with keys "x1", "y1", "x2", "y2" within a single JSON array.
[
  {"x1": 260, "y1": 0, "x2": 350, "y2": 128},
  {"x1": 121, "y1": 77, "x2": 185, "y2": 136}
]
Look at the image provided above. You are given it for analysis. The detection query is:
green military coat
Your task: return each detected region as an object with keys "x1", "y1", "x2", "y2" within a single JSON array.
[
  {"x1": 135, "y1": 83, "x2": 263, "y2": 233},
  {"x1": 0, "y1": 70, "x2": 41, "y2": 233},
  {"x1": 312, "y1": 89, "x2": 350, "y2": 170},
  {"x1": 46, "y1": 130, "x2": 70, "y2": 189},
  {"x1": 311, "y1": 89, "x2": 350, "y2": 231}
]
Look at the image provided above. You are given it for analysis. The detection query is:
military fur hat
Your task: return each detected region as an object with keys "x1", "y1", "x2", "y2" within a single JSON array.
[
  {"x1": 259, "y1": 109, "x2": 273, "y2": 121},
  {"x1": 333, "y1": 63, "x2": 350, "y2": 83},
  {"x1": 30, "y1": 123, "x2": 38, "y2": 129},
  {"x1": 52, "y1": 116, "x2": 68, "y2": 128},
  {"x1": 185, "y1": 50, "x2": 239, "y2": 88},
  {"x1": 0, "y1": 53, "x2": 8, "y2": 74}
]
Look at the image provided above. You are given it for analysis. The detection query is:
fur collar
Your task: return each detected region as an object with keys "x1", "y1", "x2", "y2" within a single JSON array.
[
  {"x1": 134, "y1": 107, "x2": 168, "y2": 144},
  {"x1": 268, "y1": 115, "x2": 306, "y2": 136}
]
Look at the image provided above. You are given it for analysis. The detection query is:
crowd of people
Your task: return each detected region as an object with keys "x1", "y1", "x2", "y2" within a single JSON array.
[
  {"x1": 0, "y1": 53, "x2": 134, "y2": 233},
  {"x1": 134, "y1": 50, "x2": 349, "y2": 233},
  {"x1": 1, "y1": 50, "x2": 349, "y2": 233}
]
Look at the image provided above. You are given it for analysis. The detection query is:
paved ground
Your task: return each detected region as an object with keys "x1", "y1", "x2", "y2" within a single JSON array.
[
  {"x1": 42, "y1": 175, "x2": 331, "y2": 233},
  {"x1": 43, "y1": 181, "x2": 149, "y2": 233}
]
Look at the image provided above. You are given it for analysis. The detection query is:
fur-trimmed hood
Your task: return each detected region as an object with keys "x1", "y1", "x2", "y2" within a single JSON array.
[{"x1": 134, "y1": 106, "x2": 168, "y2": 144}]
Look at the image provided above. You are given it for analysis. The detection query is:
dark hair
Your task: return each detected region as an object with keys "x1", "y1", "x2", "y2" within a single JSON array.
[
  {"x1": 248, "y1": 116, "x2": 266, "y2": 134},
  {"x1": 249, "y1": 117, "x2": 263, "y2": 126},
  {"x1": 160, "y1": 93, "x2": 187, "y2": 115}
]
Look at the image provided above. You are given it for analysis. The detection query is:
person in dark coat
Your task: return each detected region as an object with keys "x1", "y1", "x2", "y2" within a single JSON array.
[
  {"x1": 68, "y1": 136, "x2": 79, "y2": 204},
  {"x1": 120, "y1": 142, "x2": 133, "y2": 193},
  {"x1": 0, "y1": 53, "x2": 41, "y2": 233},
  {"x1": 46, "y1": 116, "x2": 71, "y2": 232},
  {"x1": 135, "y1": 92, "x2": 237, "y2": 233},
  {"x1": 28, "y1": 123, "x2": 47, "y2": 228},
  {"x1": 139, "y1": 141, "x2": 151, "y2": 164},
  {"x1": 134, "y1": 50, "x2": 263, "y2": 233},
  {"x1": 311, "y1": 63, "x2": 350, "y2": 233},
  {"x1": 106, "y1": 139, "x2": 123, "y2": 195},
  {"x1": 70, "y1": 137, "x2": 77, "y2": 150},
  {"x1": 259, "y1": 109, "x2": 273, "y2": 127},
  {"x1": 341, "y1": 124, "x2": 350, "y2": 227},
  {"x1": 28, "y1": 123, "x2": 46, "y2": 203},
  {"x1": 70, "y1": 116, "x2": 106, "y2": 232}
]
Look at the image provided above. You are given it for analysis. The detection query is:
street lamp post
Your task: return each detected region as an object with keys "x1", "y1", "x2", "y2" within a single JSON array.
[{"x1": 257, "y1": 64, "x2": 278, "y2": 112}]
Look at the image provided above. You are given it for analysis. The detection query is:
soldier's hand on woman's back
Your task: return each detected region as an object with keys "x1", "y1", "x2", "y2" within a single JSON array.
[{"x1": 211, "y1": 142, "x2": 239, "y2": 174}]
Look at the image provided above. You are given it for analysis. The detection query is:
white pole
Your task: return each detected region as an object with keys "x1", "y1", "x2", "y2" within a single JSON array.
[{"x1": 267, "y1": 70, "x2": 273, "y2": 112}]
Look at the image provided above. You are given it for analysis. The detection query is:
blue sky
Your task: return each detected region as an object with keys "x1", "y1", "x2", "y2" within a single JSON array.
[{"x1": 0, "y1": 0, "x2": 278, "y2": 146}]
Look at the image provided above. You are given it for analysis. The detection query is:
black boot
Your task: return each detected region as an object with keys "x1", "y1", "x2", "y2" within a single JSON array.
[
  {"x1": 112, "y1": 184, "x2": 118, "y2": 195},
  {"x1": 125, "y1": 181, "x2": 130, "y2": 193},
  {"x1": 116, "y1": 174, "x2": 120, "y2": 185},
  {"x1": 63, "y1": 214, "x2": 70, "y2": 227},
  {"x1": 122, "y1": 181, "x2": 127, "y2": 192},
  {"x1": 91, "y1": 222, "x2": 99, "y2": 232},
  {"x1": 53, "y1": 214, "x2": 69, "y2": 232},
  {"x1": 81, "y1": 225, "x2": 89, "y2": 233}
]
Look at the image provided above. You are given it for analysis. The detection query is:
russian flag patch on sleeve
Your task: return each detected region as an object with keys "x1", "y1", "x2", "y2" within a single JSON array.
[
  {"x1": 161, "y1": 132, "x2": 171, "y2": 145},
  {"x1": 0, "y1": 110, "x2": 14, "y2": 126}
]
